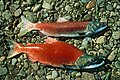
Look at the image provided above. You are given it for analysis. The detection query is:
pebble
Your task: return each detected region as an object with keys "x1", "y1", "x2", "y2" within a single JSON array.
[
  {"x1": 106, "y1": 3, "x2": 113, "y2": 10},
  {"x1": 46, "y1": 75, "x2": 52, "y2": 80},
  {"x1": 17, "y1": 69, "x2": 26, "y2": 77},
  {"x1": 9, "y1": 4, "x2": 19, "y2": 13},
  {"x1": 65, "y1": 5, "x2": 71, "y2": 11},
  {"x1": 100, "y1": 18, "x2": 107, "y2": 22},
  {"x1": 0, "y1": 67, "x2": 7, "y2": 76},
  {"x1": 24, "y1": 61, "x2": 29, "y2": 68},
  {"x1": 81, "y1": 0, "x2": 90, "y2": 3},
  {"x1": 33, "y1": 4, "x2": 41, "y2": 12},
  {"x1": 14, "y1": 8, "x2": 22, "y2": 17},
  {"x1": 112, "y1": 31, "x2": 120, "y2": 40},
  {"x1": 11, "y1": 58, "x2": 17, "y2": 65},
  {"x1": 81, "y1": 72, "x2": 95, "y2": 80},
  {"x1": 31, "y1": 63, "x2": 39, "y2": 70},
  {"x1": 115, "y1": 61, "x2": 120, "y2": 69},
  {"x1": 27, "y1": 0, "x2": 34, "y2": 5},
  {"x1": 76, "y1": 72, "x2": 81, "y2": 77},
  {"x1": 42, "y1": 0, "x2": 52, "y2": 10},
  {"x1": 0, "y1": 56, "x2": 5, "y2": 62},
  {"x1": 118, "y1": 57, "x2": 120, "y2": 61},
  {"x1": 108, "y1": 49, "x2": 117, "y2": 61},
  {"x1": 83, "y1": 13, "x2": 91, "y2": 20},
  {"x1": 27, "y1": 75, "x2": 35, "y2": 80},
  {"x1": 35, "y1": 75, "x2": 40, "y2": 80},
  {"x1": 86, "y1": 0, "x2": 96, "y2": 9},
  {"x1": 96, "y1": 36, "x2": 106, "y2": 44},
  {"x1": 99, "y1": 49, "x2": 105, "y2": 54},
  {"x1": 110, "y1": 11, "x2": 116, "y2": 17},
  {"x1": 2, "y1": 10, "x2": 12, "y2": 20},
  {"x1": 0, "y1": 0, "x2": 4, "y2": 11},
  {"x1": 55, "y1": 77, "x2": 62, "y2": 80},
  {"x1": 25, "y1": 12, "x2": 37, "y2": 22},
  {"x1": 116, "y1": 5, "x2": 120, "y2": 9},
  {"x1": 52, "y1": 70, "x2": 58, "y2": 79},
  {"x1": 117, "y1": 20, "x2": 120, "y2": 26}
]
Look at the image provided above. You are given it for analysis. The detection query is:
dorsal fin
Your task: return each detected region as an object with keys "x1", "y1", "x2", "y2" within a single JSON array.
[{"x1": 45, "y1": 37, "x2": 58, "y2": 44}]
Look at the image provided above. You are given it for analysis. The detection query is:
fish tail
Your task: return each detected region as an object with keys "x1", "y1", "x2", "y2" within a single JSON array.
[
  {"x1": 7, "y1": 40, "x2": 22, "y2": 59},
  {"x1": 17, "y1": 16, "x2": 35, "y2": 36}
]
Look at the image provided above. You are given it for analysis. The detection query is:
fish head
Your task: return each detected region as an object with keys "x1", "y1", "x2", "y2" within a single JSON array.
[{"x1": 85, "y1": 21, "x2": 108, "y2": 37}]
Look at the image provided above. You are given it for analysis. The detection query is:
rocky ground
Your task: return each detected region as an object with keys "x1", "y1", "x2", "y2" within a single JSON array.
[{"x1": 0, "y1": 0, "x2": 120, "y2": 80}]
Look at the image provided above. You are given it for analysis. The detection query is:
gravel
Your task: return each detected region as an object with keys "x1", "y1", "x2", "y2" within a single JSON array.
[{"x1": 0, "y1": 0, "x2": 120, "y2": 80}]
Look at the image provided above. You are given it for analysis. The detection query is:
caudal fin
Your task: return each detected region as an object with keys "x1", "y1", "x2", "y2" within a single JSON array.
[
  {"x1": 17, "y1": 16, "x2": 35, "y2": 36},
  {"x1": 7, "y1": 40, "x2": 22, "y2": 59}
]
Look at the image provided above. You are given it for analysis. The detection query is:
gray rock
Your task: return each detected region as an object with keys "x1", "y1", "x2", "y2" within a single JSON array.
[
  {"x1": 0, "y1": 1, "x2": 4, "y2": 11},
  {"x1": 55, "y1": 77, "x2": 62, "y2": 80},
  {"x1": 12, "y1": 58, "x2": 17, "y2": 65},
  {"x1": 0, "y1": 67, "x2": 7, "y2": 76},
  {"x1": 25, "y1": 12, "x2": 37, "y2": 22},
  {"x1": 2, "y1": 10, "x2": 12, "y2": 20},
  {"x1": 118, "y1": 57, "x2": 120, "y2": 61},
  {"x1": 65, "y1": 5, "x2": 71, "y2": 11},
  {"x1": 42, "y1": 0, "x2": 52, "y2": 9},
  {"x1": 14, "y1": 8, "x2": 22, "y2": 17},
  {"x1": 110, "y1": 11, "x2": 116, "y2": 17},
  {"x1": 112, "y1": 31, "x2": 120, "y2": 40},
  {"x1": 115, "y1": 61, "x2": 120, "y2": 69},
  {"x1": 116, "y1": 5, "x2": 120, "y2": 9},
  {"x1": 17, "y1": 69, "x2": 26, "y2": 76},
  {"x1": 106, "y1": 3, "x2": 113, "y2": 10},
  {"x1": 117, "y1": 20, "x2": 120, "y2": 26},
  {"x1": 81, "y1": 0, "x2": 90, "y2": 3},
  {"x1": 52, "y1": 70, "x2": 58, "y2": 79},
  {"x1": 27, "y1": 75, "x2": 35, "y2": 80},
  {"x1": 24, "y1": 61, "x2": 29, "y2": 68},
  {"x1": 100, "y1": 18, "x2": 107, "y2": 22},
  {"x1": 96, "y1": 36, "x2": 106, "y2": 44},
  {"x1": 31, "y1": 63, "x2": 39, "y2": 70},
  {"x1": 46, "y1": 75, "x2": 52, "y2": 80}
]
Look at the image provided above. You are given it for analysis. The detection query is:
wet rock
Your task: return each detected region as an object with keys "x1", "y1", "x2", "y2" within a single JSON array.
[
  {"x1": 31, "y1": 63, "x2": 39, "y2": 70},
  {"x1": 55, "y1": 77, "x2": 62, "y2": 80},
  {"x1": 27, "y1": 75, "x2": 35, "y2": 80},
  {"x1": 42, "y1": 0, "x2": 52, "y2": 10},
  {"x1": 112, "y1": 31, "x2": 120, "y2": 40},
  {"x1": 110, "y1": 11, "x2": 116, "y2": 17},
  {"x1": 81, "y1": 0, "x2": 90, "y2": 3},
  {"x1": 81, "y1": 72, "x2": 95, "y2": 80},
  {"x1": 96, "y1": 36, "x2": 106, "y2": 44},
  {"x1": 11, "y1": 58, "x2": 17, "y2": 65},
  {"x1": 2, "y1": 10, "x2": 12, "y2": 20},
  {"x1": 0, "y1": 67, "x2": 7, "y2": 76},
  {"x1": 108, "y1": 49, "x2": 118, "y2": 61},
  {"x1": 52, "y1": 70, "x2": 58, "y2": 79},
  {"x1": 65, "y1": 5, "x2": 71, "y2": 11},
  {"x1": 33, "y1": 4, "x2": 41, "y2": 12},
  {"x1": 0, "y1": 0, "x2": 4, "y2": 11},
  {"x1": 100, "y1": 18, "x2": 107, "y2": 22},
  {"x1": 46, "y1": 75, "x2": 52, "y2": 80},
  {"x1": 106, "y1": 3, "x2": 113, "y2": 11},
  {"x1": 14, "y1": 8, "x2": 22, "y2": 17},
  {"x1": 115, "y1": 61, "x2": 120, "y2": 69},
  {"x1": 117, "y1": 20, "x2": 120, "y2": 26},
  {"x1": 0, "y1": 56, "x2": 5, "y2": 62},
  {"x1": 17, "y1": 69, "x2": 26, "y2": 77}
]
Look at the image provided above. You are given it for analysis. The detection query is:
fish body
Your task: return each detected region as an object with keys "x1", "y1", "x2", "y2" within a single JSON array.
[
  {"x1": 18, "y1": 16, "x2": 107, "y2": 37},
  {"x1": 8, "y1": 37, "x2": 84, "y2": 67}
]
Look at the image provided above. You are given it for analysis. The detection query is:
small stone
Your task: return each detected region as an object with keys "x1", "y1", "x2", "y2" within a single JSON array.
[
  {"x1": 100, "y1": 18, "x2": 107, "y2": 22},
  {"x1": 83, "y1": 13, "x2": 91, "y2": 20},
  {"x1": 46, "y1": 75, "x2": 52, "y2": 80},
  {"x1": 0, "y1": 56, "x2": 5, "y2": 62},
  {"x1": 99, "y1": 49, "x2": 105, "y2": 54},
  {"x1": 0, "y1": 1, "x2": 4, "y2": 11},
  {"x1": 96, "y1": 36, "x2": 106, "y2": 44},
  {"x1": 31, "y1": 63, "x2": 39, "y2": 70},
  {"x1": 106, "y1": 3, "x2": 113, "y2": 11},
  {"x1": 25, "y1": 12, "x2": 37, "y2": 22},
  {"x1": 17, "y1": 69, "x2": 26, "y2": 77},
  {"x1": 108, "y1": 49, "x2": 117, "y2": 61},
  {"x1": 42, "y1": 0, "x2": 52, "y2": 9},
  {"x1": 52, "y1": 70, "x2": 58, "y2": 79},
  {"x1": 11, "y1": 58, "x2": 17, "y2": 65},
  {"x1": 33, "y1": 4, "x2": 41, "y2": 12},
  {"x1": 27, "y1": 0, "x2": 34, "y2": 5},
  {"x1": 110, "y1": 11, "x2": 116, "y2": 17},
  {"x1": 27, "y1": 75, "x2": 35, "y2": 80},
  {"x1": 9, "y1": 4, "x2": 19, "y2": 13},
  {"x1": 81, "y1": 0, "x2": 90, "y2": 3},
  {"x1": 116, "y1": 20, "x2": 120, "y2": 26},
  {"x1": 24, "y1": 62, "x2": 29, "y2": 68},
  {"x1": 55, "y1": 77, "x2": 62, "y2": 80},
  {"x1": 115, "y1": 61, "x2": 120, "y2": 69},
  {"x1": 81, "y1": 72, "x2": 95, "y2": 80},
  {"x1": 118, "y1": 57, "x2": 120, "y2": 61},
  {"x1": 76, "y1": 72, "x2": 81, "y2": 77},
  {"x1": 65, "y1": 5, "x2": 71, "y2": 11},
  {"x1": 14, "y1": 8, "x2": 22, "y2": 17},
  {"x1": 2, "y1": 10, "x2": 12, "y2": 20},
  {"x1": 35, "y1": 75, "x2": 40, "y2": 80},
  {"x1": 116, "y1": 5, "x2": 120, "y2": 9},
  {"x1": 112, "y1": 31, "x2": 120, "y2": 40},
  {"x1": 86, "y1": 0, "x2": 96, "y2": 9},
  {"x1": 0, "y1": 67, "x2": 7, "y2": 76}
]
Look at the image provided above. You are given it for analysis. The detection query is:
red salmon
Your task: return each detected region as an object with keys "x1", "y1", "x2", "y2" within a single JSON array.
[{"x1": 7, "y1": 37, "x2": 84, "y2": 67}]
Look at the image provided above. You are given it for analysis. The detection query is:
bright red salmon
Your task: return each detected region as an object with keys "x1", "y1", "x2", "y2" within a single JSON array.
[
  {"x1": 7, "y1": 37, "x2": 84, "y2": 67},
  {"x1": 17, "y1": 16, "x2": 89, "y2": 37}
]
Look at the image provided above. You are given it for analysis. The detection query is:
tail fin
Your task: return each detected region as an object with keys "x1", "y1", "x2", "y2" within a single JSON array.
[
  {"x1": 17, "y1": 16, "x2": 35, "y2": 36},
  {"x1": 7, "y1": 40, "x2": 22, "y2": 59}
]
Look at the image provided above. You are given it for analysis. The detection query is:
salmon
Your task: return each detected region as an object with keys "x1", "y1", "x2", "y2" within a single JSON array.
[
  {"x1": 7, "y1": 37, "x2": 84, "y2": 67},
  {"x1": 17, "y1": 16, "x2": 107, "y2": 37}
]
